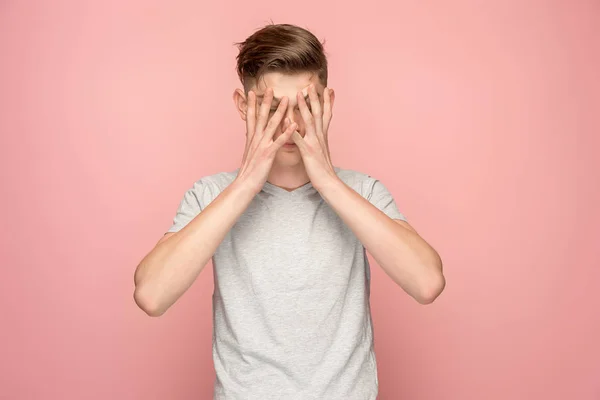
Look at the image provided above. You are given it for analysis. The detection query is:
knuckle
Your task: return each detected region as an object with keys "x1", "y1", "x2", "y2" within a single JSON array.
[
  {"x1": 265, "y1": 119, "x2": 275, "y2": 131},
  {"x1": 260, "y1": 148, "x2": 272, "y2": 161}
]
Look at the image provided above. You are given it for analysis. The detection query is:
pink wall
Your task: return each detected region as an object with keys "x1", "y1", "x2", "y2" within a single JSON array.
[{"x1": 1, "y1": 1, "x2": 599, "y2": 399}]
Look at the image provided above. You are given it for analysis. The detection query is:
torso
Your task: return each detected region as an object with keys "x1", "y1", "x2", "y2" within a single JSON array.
[{"x1": 189, "y1": 166, "x2": 390, "y2": 399}]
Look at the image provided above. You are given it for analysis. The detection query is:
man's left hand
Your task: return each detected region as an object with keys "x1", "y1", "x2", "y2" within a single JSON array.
[{"x1": 291, "y1": 84, "x2": 339, "y2": 191}]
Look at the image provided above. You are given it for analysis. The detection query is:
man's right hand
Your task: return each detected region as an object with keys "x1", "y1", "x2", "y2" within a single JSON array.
[
  {"x1": 236, "y1": 87, "x2": 297, "y2": 194},
  {"x1": 133, "y1": 88, "x2": 296, "y2": 317}
]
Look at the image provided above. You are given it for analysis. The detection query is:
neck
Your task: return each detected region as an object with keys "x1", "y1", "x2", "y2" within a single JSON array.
[{"x1": 266, "y1": 162, "x2": 311, "y2": 192}]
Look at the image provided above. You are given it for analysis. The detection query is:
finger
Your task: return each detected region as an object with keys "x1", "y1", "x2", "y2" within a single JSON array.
[
  {"x1": 308, "y1": 84, "x2": 323, "y2": 134},
  {"x1": 323, "y1": 87, "x2": 333, "y2": 133},
  {"x1": 246, "y1": 90, "x2": 257, "y2": 140},
  {"x1": 297, "y1": 91, "x2": 316, "y2": 137},
  {"x1": 254, "y1": 87, "x2": 273, "y2": 136},
  {"x1": 262, "y1": 96, "x2": 289, "y2": 143},
  {"x1": 290, "y1": 129, "x2": 308, "y2": 154},
  {"x1": 272, "y1": 122, "x2": 298, "y2": 150},
  {"x1": 242, "y1": 91, "x2": 257, "y2": 160}
]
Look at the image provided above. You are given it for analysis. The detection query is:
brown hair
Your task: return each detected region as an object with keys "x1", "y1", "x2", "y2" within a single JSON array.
[{"x1": 234, "y1": 23, "x2": 328, "y2": 93}]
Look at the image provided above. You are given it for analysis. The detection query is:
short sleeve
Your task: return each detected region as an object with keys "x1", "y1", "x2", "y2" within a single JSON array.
[
  {"x1": 166, "y1": 180, "x2": 204, "y2": 233},
  {"x1": 364, "y1": 177, "x2": 407, "y2": 221}
]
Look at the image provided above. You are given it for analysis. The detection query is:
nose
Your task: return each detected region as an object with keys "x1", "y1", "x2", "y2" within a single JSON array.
[
  {"x1": 279, "y1": 112, "x2": 291, "y2": 132},
  {"x1": 284, "y1": 106, "x2": 296, "y2": 126}
]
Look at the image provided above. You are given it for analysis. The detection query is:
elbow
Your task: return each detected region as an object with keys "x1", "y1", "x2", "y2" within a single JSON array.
[
  {"x1": 415, "y1": 269, "x2": 446, "y2": 305},
  {"x1": 134, "y1": 284, "x2": 167, "y2": 317}
]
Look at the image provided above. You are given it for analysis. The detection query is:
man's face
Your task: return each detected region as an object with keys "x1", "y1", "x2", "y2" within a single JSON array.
[{"x1": 235, "y1": 71, "x2": 327, "y2": 167}]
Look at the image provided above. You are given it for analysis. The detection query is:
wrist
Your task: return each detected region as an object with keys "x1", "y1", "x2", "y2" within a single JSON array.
[
  {"x1": 231, "y1": 175, "x2": 262, "y2": 198},
  {"x1": 313, "y1": 173, "x2": 344, "y2": 196}
]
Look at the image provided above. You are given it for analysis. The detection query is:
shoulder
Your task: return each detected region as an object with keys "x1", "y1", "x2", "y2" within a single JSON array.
[
  {"x1": 336, "y1": 165, "x2": 407, "y2": 221},
  {"x1": 198, "y1": 168, "x2": 239, "y2": 190},
  {"x1": 184, "y1": 168, "x2": 240, "y2": 208},
  {"x1": 334, "y1": 166, "x2": 380, "y2": 198}
]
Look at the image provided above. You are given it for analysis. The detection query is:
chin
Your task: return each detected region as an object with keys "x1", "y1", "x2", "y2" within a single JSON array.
[{"x1": 274, "y1": 149, "x2": 303, "y2": 167}]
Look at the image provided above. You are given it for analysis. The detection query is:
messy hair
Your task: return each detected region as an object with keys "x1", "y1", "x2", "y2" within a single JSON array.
[{"x1": 234, "y1": 23, "x2": 328, "y2": 93}]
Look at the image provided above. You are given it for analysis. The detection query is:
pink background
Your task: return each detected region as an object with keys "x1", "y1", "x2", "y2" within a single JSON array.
[{"x1": 1, "y1": 1, "x2": 599, "y2": 399}]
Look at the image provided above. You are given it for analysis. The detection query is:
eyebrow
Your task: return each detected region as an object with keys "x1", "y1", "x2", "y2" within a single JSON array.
[{"x1": 256, "y1": 92, "x2": 319, "y2": 104}]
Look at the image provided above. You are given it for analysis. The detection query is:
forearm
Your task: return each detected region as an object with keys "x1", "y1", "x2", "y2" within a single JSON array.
[
  {"x1": 134, "y1": 178, "x2": 257, "y2": 316},
  {"x1": 316, "y1": 178, "x2": 444, "y2": 304}
]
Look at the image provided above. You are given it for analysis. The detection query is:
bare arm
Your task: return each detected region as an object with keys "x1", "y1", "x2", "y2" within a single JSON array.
[
  {"x1": 133, "y1": 87, "x2": 296, "y2": 316},
  {"x1": 292, "y1": 84, "x2": 444, "y2": 304},
  {"x1": 317, "y1": 178, "x2": 444, "y2": 304},
  {"x1": 133, "y1": 179, "x2": 257, "y2": 316}
]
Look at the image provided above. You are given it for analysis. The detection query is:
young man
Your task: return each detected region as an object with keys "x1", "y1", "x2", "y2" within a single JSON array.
[{"x1": 134, "y1": 23, "x2": 444, "y2": 399}]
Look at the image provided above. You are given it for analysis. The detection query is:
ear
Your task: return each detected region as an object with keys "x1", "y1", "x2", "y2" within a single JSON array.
[
  {"x1": 233, "y1": 88, "x2": 248, "y2": 121},
  {"x1": 329, "y1": 88, "x2": 335, "y2": 109}
]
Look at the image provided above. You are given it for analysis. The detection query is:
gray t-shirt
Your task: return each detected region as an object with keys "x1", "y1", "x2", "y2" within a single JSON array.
[{"x1": 166, "y1": 166, "x2": 407, "y2": 400}]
